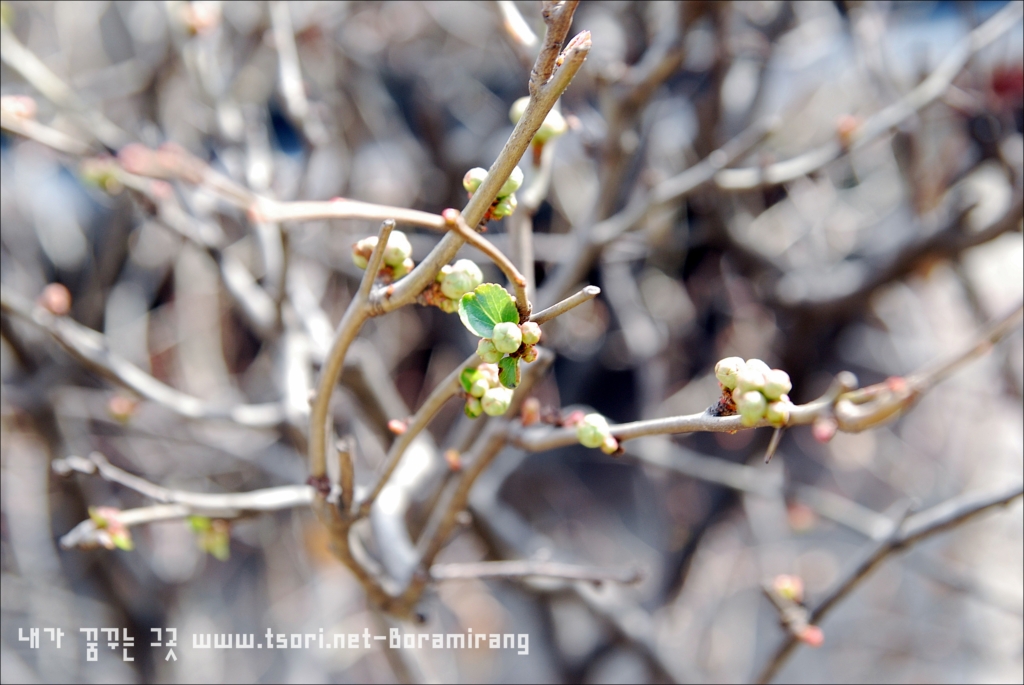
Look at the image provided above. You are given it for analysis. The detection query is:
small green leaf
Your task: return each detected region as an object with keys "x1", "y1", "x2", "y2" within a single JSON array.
[
  {"x1": 459, "y1": 367, "x2": 481, "y2": 393},
  {"x1": 498, "y1": 356, "x2": 520, "y2": 389},
  {"x1": 111, "y1": 531, "x2": 134, "y2": 551},
  {"x1": 188, "y1": 515, "x2": 212, "y2": 532},
  {"x1": 458, "y1": 284, "x2": 518, "y2": 338}
]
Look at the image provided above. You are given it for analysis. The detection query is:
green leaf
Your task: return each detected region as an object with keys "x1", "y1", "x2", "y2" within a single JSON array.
[
  {"x1": 459, "y1": 367, "x2": 481, "y2": 393},
  {"x1": 458, "y1": 284, "x2": 518, "y2": 338},
  {"x1": 498, "y1": 356, "x2": 520, "y2": 389},
  {"x1": 188, "y1": 515, "x2": 212, "y2": 532}
]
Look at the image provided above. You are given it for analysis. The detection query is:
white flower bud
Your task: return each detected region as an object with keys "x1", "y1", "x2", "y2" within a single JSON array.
[
  {"x1": 477, "y1": 338, "x2": 503, "y2": 363},
  {"x1": 509, "y1": 96, "x2": 529, "y2": 124},
  {"x1": 352, "y1": 236, "x2": 378, "y2": 269},
  {"x1": 535, "y1": 109, "x2": 567, "y2": 142},
  {"x1": 736, "y1": 391, "x2": 767, "y2": 427},
  {"x1": 469, "y1": 377, "x2": 490, "y2": 398},
  {"x1": 735, "y1": 367, "x2": 766, "y2": 393},
  {"x1": 763, "y1": 369, "x2": 792, "y2": 401},
  {"x1": 463, "y1": 167, "x2": 488, "y2": 193},
  {"x1": 600, "y1": 434, "x2": 619, "y2": 454},
  {"x1": 491, "y1": 321, "x2": 523, "y2": 354},
  {"x1": 436, "y1": 264, "x2": 452, "y2": 283},
  {"x1": 745, "y1": 359, "x2": 771, "y2": 376},
  {"x1": 520, "y1": 321, "x2": 541, "y2": 345},
  {"x1": 499, "y1": 166, "x2": 524, "y2": 197},
  {"x1": 478, "y1": 363, "x2": 500, "y2": 386},
  {"x1": 382, "y1": 231, "x2": 412, "y2": 268},
  {"x1": 715, "y1": 357, "x2": 745, "y2": 390},
  {"x1": 441, "y1": 259, "x2": 484, "y2": 299},
  {"x1": 765, "y1": 399, "x2": 793, "y2": 426},
  {"x1": 576, "y1": 413, "x2": 611, "y2": 449},
  {"x1": 481, "y1": 386, "x2": 513, "y2": 416}
]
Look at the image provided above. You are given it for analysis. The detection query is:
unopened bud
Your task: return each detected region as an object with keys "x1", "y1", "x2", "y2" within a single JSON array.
[
  {"x1": 492, "y1": 193, "x2": 517, "y2": 218},
  {"x1": 40, "y1": 283, "x2": 72, "y2": 316},
  {"x1": 576, "y1": 413, "x2": 611, "y2": 449},
  {"x1": 438, "y1": 297, "x2": 459, "y2": 314},
  {"x1": 469, "y1": 377, "x2": 490, "y2": 398},
  {"x1": 746, "y1": 359, "x2": 771, "y2": 375},
  {"x1": 391, "y1": 257, "x2": 415, "y2": 279},
  {"x1": 715, "y1": 357, "x2": 745, "y2": 390},
  {"x1": 535, "y1": 109, "x2": 568, "y2": 143},
  {"x1": 352, "y1": 236, "x2": 377, "y2": 269},
  {"x1": 382, "y1": 231, "x2": 412, "y2": 268},
  {"x1": 735, "y1": 367, "x2": 766, "y2": 393},
  {"x1": 736, "y1": 390, "x2": 767, "y2": 427},
  {"x1": 477, "y1": 338, "x2": 503, "y2": 363},
  {"x1": 509, "y1": 96, "x2": 529, "y2": 124},
  {"x1": 520, "y1": 344, "x2": 538, "y2": 363},
  {"x1": 521, "y1": 397, "x2": 541, "y2": 426},
  {"x1": 444, "y1": 449, "x2": 462, "y2": 471},
  {"x1": 463, "y1": 167, "x2": 488, "y2": 193},
  {"x1": 763, "y1": 369, "x2": 792, "y2": 401},
  {"x1": 812, "y1": 416, "x2": 838, "y2": 443},
  {"x1": 441, "y1": 259, "x2": 484, "y2": 300},
  {"x1": 772, "y1": 574, "x2": 805, "y2": 603},
  {"x1": 797, "y1": 625, "x2": 824, "y2": 648},
  {"x1": 481, "y1": 386, "x2": 513, "y2": 416},
  {"x1": 388, "y1": 419, "x2": 408, "y2": 435},
  {"x1": 478, "y1": 363, "x2": 500, "y2": 386},
  {"x1": 491, "y1": 321, "x2": 523, "y2": 354},
  {"x1": 107, "y1": 395, "x2": 138, "y2": 424},
  {"x1": 520, "y1": 321, "x2": 542, "y2": 345},
  {"x1": 498, "y1": 166, "x2": 524, "y2": 197},
  {"x1": 600, "y1": 434, "x2": 619, "y2": 454},
  {"x1": 464, "y1": 396, "x2": 483, "y2": 418},
  {"x1": 765, "y1": 399, "x2": 793, "y2": 426}
]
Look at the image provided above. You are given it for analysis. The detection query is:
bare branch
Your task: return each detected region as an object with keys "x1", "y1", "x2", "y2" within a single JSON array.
[
  {"x1": 715, "y1": 2, "x2": 1024, "y2": 191},
  {"x1": 253, "y1": 197, "x2": 447, "y2": 230},
  {"x1": 430, "y1": 560, "x2": 643, "y2": 585},
  {"x1": 0, "y1": 290, "x2": 286, "y2": 428},
  {"x1": 757, "y1": 483, "x2": 1024, "y2": 683},
  {"x1": 530, "y1": 1, "x2": 580, "y2": 96}
]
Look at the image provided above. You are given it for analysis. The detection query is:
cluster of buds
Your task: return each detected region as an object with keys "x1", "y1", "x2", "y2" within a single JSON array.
[
  {"x1": 460, "y1": 364, "x2": 514, "y2": 418},
  {"x1": 463, "y1": 165, "x2": 523, "y2": 220},
  {"x1": 425, "y1": 259, "x2": 484, "y2": 313},
  {"x1": 572, "y1": 413, "x2": 620, "y2": 455},
  {"x1": 510, "y1": 96, "x2": 568, "y2": 164},
  {"x1": 476, "y1": 320, "x2": 541, "y2": 364},
  {"x1": 715, "y1": 357, "x2": 794, "y2": 427},
  {"x1": 351, "y1": 230, "x2": 414, "y2": 281}
]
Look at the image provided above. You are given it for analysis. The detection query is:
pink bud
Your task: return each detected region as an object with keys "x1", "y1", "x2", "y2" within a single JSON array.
[
  {"x1": 812, "y1": 417, "x2": 838, "y2": 443},
  {"x1": 39, "y1": 283, "x2": 72, "y2": 316},
  {"x1": 798, "y1": 625, "x2": 824, "y2": 647},
  {"x1": 387, "y1": 419, "x2": 408, "y2": 435}
]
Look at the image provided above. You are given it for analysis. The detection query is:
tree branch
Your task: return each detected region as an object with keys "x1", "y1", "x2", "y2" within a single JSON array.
[{"x1": 429, "y1": 560, "x2": 643, "y2": 585}]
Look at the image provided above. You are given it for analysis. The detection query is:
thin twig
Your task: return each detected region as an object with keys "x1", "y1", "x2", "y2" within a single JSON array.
[
  {"x1": 253, "y1": 197, "x2": 447, "y2": 230},
  {"x1": 308, "y1": 220, "x2": 394, "y2": 479},
  {"x1": 444, "y1": 208, "x2": 530, "y2": 321},
  {"x1": 530, "y1": 1, "x2": 580, "y2": 97},
  {"x1": 714, "y1": 1, "x2": 1024, "y2": 191},
  {"x1": 0, "y1": 290, "x2": 286, "y2": 428},
  {"x1": 429, "y1": 560, "x2": 643, "y2": 584},
  {"x1": 757, "y1": 483, "x2": 1024, "y2": 683}
]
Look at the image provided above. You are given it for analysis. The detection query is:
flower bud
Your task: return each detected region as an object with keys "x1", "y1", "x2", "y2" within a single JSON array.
[
  {"x1": 535, "y1": 109, "x2": 568, "y2": 143},
  {"x1": 391, "y1": 257, "x2": 414, "y2": 279},
  {"x1": 509, "y1": 96, "x2": 529, "y2": 124},
  {"x1": 812, "y1": 416, "x2": 837, "y2": 443},
  {"x1": 772, "y1": 574, "x2": 805, "y2": 603},
  {"x1": 491, "y1": 321, "x2": 523, "y2": 354},
  {"x1": 469, "y1": 377, "x2": 490, "y2": 398},
  {"x1": 735, "y1": 368, "x2": 766, "y2": 393},
  {"x1": 481, "y1": 386, "x2": 514, "y2": 416},
  {"x1": 745, "y1": 359, "x2": 771, "y2": 375},
  {"x1": 736, "y1": 390, "x2": 767, "y2": 427},
  {"x1": 576, "y1": 413, "x2": 611, "y2": 449},
  {"x1": 478, "y1": 363, "x2": 500, "y2": 386},
  {"x1": 382, "y1": 231, "x2": 412, "y2": 268},
  {"x1": 798, "y1": 625, "x2": 824, "y2": 648},
  {"x1": 440, "y1": 259, "x2": 484, "y2": 299},
  {"x1": 520, "y1": 321, "x2": 542, "y2": 345},
  {"x1": 600, "y1": 434, "x2": 619, "y2": 454},
  {"x1": 492, "y1": 193, "x2": 517, "y2": 218},
  {"x1": 498, "y1": 166, "x2": 524, "y2": 197},
  {"x1": 463, "y1": 167, "x2": 488, "y2": 193},
  {"x1": 765, "y1": 399, "x2": 793, "y2": 426},
  {"x1": 520, "y1": 344, "x2": 538, "y2": 363},
  {"x1": 40, "y1": 283, "x2": 72, "y2": 316},
  {"x1": 477, "y1": 338, "x2": 503, "y2": 363},
  {"x1": 521, "y1": 397, "x2": 541, "y2": 426},
  {"x1": 352, "y1": 236, "x2": 377, "y2": 269},
  {"x1": 763, "y1": 369, "x2": 792, "y2": 401},
  {"x1": 436, "y1": 264, "x2": 452, "y2": 283},
  {"x1": 715, "y1": 356, "x2": 745, "y2": 390},
  {"x1": 464, "y1": 396, "x2": 483, "y2": 418},
  {"x1": 438, "y1": 297, "x2": 459, "y2": 314}
]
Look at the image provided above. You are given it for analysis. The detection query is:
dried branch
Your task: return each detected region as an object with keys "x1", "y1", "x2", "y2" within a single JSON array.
[
  {"x1": 0, "y1": 290, "x2": 286, "y2": 428},
  {"x1": 496, "y1": 0, "x2": 539, "y2": 67},
  {"x1": 715, "y1": 1, "x2": 1024, "y2": 191},
  {"x1": 429, "y1": 560, "x2": 642, "y2": 585},
  {"x1": 757, "y1": 483, "x2": 1024, "y2": 683}
]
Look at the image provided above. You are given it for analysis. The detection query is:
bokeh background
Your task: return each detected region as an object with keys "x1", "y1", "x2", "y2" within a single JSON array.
[{"x1": 1, "y1": 1, "x2": 1022, "y2": 683}]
